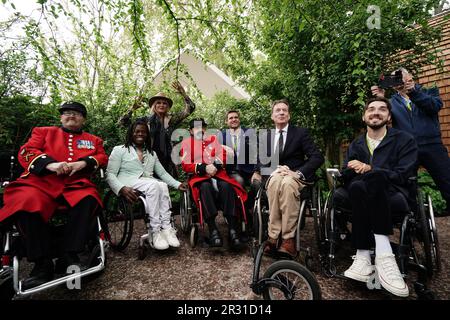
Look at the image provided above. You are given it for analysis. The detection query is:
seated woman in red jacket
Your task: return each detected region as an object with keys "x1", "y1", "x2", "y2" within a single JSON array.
[
  {"x1": 180, "y1": 118, "x2": 247, "y2": 249},
  {"x1": 0, "y1": 101, "x2": 108, "y2": 290}
]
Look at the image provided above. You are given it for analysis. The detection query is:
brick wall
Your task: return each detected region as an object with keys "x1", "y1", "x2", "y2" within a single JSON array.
[{"x1": 416, "y1": 11, "x2": 450, "y2": 155}]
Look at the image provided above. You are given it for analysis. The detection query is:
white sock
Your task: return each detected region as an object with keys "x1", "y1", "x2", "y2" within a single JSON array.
[
  {"x1": 374, "y1": 234, "x2": 393, "y2": 256},
  {"x1": 356, "y1": 249, "x2": 371, "y2": 261}
]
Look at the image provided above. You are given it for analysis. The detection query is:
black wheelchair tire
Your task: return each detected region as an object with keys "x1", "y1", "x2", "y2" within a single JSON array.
[
  {"x1": 189, "y1": 224, "x2": 198, "y2": 248},
  {"x1": 103, "y1": 190, "x2": 134, "y2": 251},
  {"x1": 416, "y1": 188, "x2": 434, "y2": 277},
  {"x1": 180, "y1": 191, "x2": 191, "y2": 234},
  {"x1": 0, "y1": 273, "x2": 14, "y2": 300},
  {"x1": 426, "y1": 195, "x2": 441, "y2": 272},
  {"x1": 262, "y1": 260, "x2": 321, "y2": 300},
  {"x1": 81, "y1": 243, "x2": 107, "y2": 285}
]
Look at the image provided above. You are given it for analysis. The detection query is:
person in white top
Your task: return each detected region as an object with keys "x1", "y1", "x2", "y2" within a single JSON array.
[{"x1": 106, "y1": 119, "x2": 187, "y2": 250}]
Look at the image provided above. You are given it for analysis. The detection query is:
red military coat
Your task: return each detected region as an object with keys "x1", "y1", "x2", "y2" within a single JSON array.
[
  {"x1": 0, "y1": 126, "x2": 108, "y2": 223},
  {"x1": 180, "y1": 135, "x2": 247, "y2": 224}
]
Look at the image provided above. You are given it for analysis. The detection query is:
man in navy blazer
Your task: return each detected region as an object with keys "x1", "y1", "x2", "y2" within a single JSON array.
[
  {"x1": 252, "y1": 99, "x2": 324, "y2": 257},
  {"x1": 371, "y1": 68, "x2": 450, "y2": 215},
  {"x1": 220, "y1": 110, "x2": 260, "y2": 216}
]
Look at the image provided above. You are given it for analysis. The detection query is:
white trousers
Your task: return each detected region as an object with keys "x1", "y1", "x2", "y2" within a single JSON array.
[{"x1": 132, "y1": 178, "x2": 172, "y2": 232}]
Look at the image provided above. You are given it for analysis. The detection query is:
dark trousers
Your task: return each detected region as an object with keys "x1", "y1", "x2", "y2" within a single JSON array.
[
  {"x1": 199, "y1": 179, "x2": 237, "y2": 226},
  {"x1": 229, "y1": 170, "x2": 261, "y2": 211},
  {"x1": 15, "y1": 196, "x2": 98, "y2": 261},
  {"x1": 418, "y1": 143, "x2": 450, "y2": 211},
  {"x1": 338, "y1": 171, "x2": 408, "y2": 250}
]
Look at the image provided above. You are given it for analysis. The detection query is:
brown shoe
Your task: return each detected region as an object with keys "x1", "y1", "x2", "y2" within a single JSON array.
[
  {"x1": 263, "y1": 237, "x2": 278, "y2": 255},
  {"x1": 278, "y1": 238, "x2": 297, "y2": 258}
]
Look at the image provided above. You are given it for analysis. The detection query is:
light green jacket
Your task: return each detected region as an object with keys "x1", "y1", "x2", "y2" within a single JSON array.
[{"x1": 106, "y1": 145, "x2": 181, "y2": 195}]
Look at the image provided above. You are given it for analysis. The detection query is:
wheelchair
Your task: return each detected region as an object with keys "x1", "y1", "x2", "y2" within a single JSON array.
[
  {"x1": 102, "y1": 188, "x2": 179, "y2": 260},
  {"x1": 0, "y1": 157, "x2": 108, "y2": 300},
  {"x1": 250, "y1": 176, "x2": 322, "y2": 300},
  {"x1": 0, "y1": 172, "x2": 107, "y2": 300},
  {"x1": 179, "y1": 176, "x2": 249, "y2": 248},
  {"x1": 251, "y1": 177, "x2": 322, "y2": 267},
  {"x1": 317, "y1": 168, "x2": 441, "y2": 299}
]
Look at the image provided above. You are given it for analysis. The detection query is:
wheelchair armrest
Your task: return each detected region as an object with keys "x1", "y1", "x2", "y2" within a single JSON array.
[{"x1": 326, "y1": 168, "x2": 342, "y2": 181}]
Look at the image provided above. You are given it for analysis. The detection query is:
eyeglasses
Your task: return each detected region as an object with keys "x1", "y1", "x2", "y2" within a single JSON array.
[{"x1": 62, "y1": 110, "x2": 83, "y2": 117}]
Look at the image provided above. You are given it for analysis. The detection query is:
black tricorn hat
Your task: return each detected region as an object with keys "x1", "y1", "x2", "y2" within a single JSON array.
[
  {"x1": 189, "y1": 118, "x2": 207, "y2": 129},
  {"x1": 59, "y1": 101, "x2": 87, "y2": 117}
]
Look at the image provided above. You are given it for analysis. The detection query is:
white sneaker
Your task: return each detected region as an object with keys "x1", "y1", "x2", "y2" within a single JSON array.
[
  {"x1": 151, "y1": 231, "x2": 169, "y2": 250},
  {"x1": 161, "y1": 227, "x2": 180, "y2": 248},
  {"x1": 344, "y1": 255, "x2": 375, "y2": 282},
  {"x1": 375, "y1": 253, "x2": 409, "y2": 297}
]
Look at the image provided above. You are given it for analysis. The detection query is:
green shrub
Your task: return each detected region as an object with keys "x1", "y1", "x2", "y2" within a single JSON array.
[{"x1": 418, "y1": 171, "x2": 446, "y2": 215}]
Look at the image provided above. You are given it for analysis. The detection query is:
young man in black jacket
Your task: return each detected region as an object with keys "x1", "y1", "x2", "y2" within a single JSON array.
[{"x1": 339, "y1": 97, "x2": 418, "y2": 297}]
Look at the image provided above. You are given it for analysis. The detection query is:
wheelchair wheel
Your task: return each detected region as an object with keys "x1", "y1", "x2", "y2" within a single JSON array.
[
  {"x1": 0, "y1": 271, "x2": 14, "y2": 300},
  {"x1": 254, "y1": 189, "x2": 269, "y2": 244},
  {"x1": 138, "y1": 245, "x2": 147, "y2": 260},
  {"x1": 425, "y1": 194, "x2": 441, "y2": 272},
  {"x1": 180, "y1": 190, "x2": 191, "y2": 234},
  {"x1": 189, "y1": 224, "x2": 198, "y2": 248},
  {"x1": 414, "y1": 188, "x2": 433, "y2": 276},
  {"x1": 103, "y1": 190, "x2": 134, "y2": 251},
  {"x1": 262, "y1": 260, "x2": 321, "y2": 300},
  {"x1": 81, "y1": 243, "x2": 107, "y2": 285},
  {"x1": 321, "y1": 191, "x2": 333, "y2": 245}
]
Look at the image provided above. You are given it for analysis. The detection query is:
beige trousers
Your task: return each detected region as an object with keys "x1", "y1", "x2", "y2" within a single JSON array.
[{"x1": 266, "y1": 173, "x2": 305, "y2": 240}]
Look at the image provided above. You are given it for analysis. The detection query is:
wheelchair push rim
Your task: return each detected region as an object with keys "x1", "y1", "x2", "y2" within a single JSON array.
[{"x1": 103, "y1": 191, "x2": 134, "y2": 251}]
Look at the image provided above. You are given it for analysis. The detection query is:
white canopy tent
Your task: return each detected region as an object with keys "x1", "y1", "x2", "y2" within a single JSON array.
[{"x1": 153, "y1": 52, "x2": 251, "y2": 101}]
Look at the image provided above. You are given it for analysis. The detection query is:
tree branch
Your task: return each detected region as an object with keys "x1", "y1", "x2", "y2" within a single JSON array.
[{"x1": 161, "y1": 0, "x2": 181, "y2": 79}]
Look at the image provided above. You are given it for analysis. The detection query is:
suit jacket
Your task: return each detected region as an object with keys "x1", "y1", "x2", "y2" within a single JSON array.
[
  {"x1": 256, "y1": 124, "x2": 324, "y2": 180},
  {"x1": 106, "y1": 145, "x2": 181, "y2": 195},
  {"x1": 219, "y1": 127, "x2": 257, "y2": 174}
]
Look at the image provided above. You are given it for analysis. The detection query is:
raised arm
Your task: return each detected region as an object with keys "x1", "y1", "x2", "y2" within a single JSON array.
[{"x1": 170, "y1": 81, "x2": 196, "y2": 127}]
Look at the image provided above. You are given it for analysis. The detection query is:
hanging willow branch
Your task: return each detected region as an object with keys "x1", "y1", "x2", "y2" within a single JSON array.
[
  {"x1": 161, "y1": 0, "x2": 181, "y2": 79},
  {"x1": 131, "y1": 0, "x2": 149, "y2": 70}
]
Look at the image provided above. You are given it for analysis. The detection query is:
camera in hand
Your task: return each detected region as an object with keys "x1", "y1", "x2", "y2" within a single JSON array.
[{"x1": 378, "y1": 70, "x2": 404, "y2": 89}]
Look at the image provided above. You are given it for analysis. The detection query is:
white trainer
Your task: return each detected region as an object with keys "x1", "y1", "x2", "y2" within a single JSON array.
[
  {"x1": 344, "y1": 255, "x2": 374, "y2": 282},
  {"x1": 161, "y1": 227, "x2": 180, "y2": 248},
  {"x1": 151, "y1": 231, "x2": 169, "y2": 250},
  {"x1": 375, "y1": 253, "x2": 409, "y2": 297}
]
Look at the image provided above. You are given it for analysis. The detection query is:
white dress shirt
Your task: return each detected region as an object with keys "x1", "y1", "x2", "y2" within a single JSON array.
[{"x1": 273, "y1": 123, "x2": 289, "y2": 154}]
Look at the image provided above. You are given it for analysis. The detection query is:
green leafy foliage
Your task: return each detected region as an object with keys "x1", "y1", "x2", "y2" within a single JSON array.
[
  {"x1": 0, "y1": 0, "x2": 447, "y2": 186},
  {"x1": 418, "y1": 170, "x2": 447, "y2": 215}
]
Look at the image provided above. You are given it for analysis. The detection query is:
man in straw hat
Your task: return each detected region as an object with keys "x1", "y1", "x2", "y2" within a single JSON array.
[{"x1": 119, "y1": 81, "x2": 196, "y2": 177}]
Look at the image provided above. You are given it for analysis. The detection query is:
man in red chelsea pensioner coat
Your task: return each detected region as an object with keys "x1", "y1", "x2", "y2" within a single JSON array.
[
  {"x1": 180, "y1": 118, "x2": 248, "y2": 250},
  {"x1": 0, "y1": 101, "x2": 108, "y2": 290}
]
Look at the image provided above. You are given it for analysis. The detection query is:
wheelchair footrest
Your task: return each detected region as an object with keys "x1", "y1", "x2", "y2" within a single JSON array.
[
  {"x1": 17, "y1": 260, "x2": 105, "y2": 296},
  {"x1": 366, "y1": 270, "x2": 381, "y2": 290}
]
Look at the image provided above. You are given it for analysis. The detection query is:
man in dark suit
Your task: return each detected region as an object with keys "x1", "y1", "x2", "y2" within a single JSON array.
[
  {"x1": 220, "y1": 110, "x2": 260, "y2": 216},
  {"x1": 252, "y1": 99, "x2": 324, "y2": 257}
]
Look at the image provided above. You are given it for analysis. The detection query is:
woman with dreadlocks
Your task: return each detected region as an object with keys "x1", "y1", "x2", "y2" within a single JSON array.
[{"x1": 106, "y1": 119, "x2": 187, "y2": 250}]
